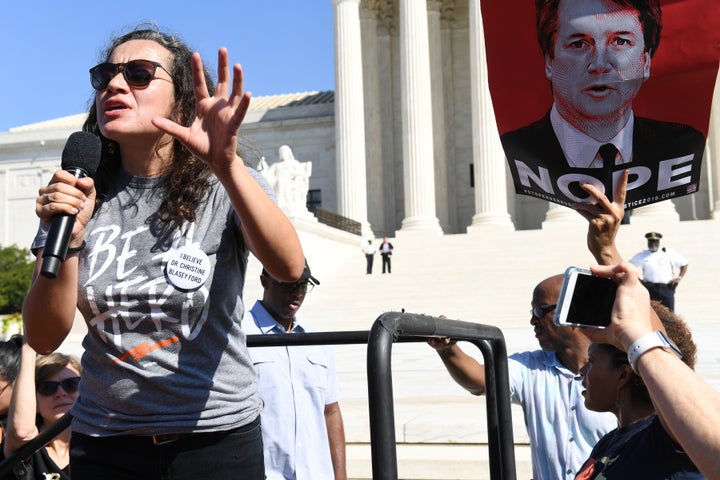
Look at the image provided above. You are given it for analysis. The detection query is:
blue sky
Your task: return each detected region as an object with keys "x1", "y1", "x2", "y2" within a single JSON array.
[{"x1": 0, "y1": 1, "x2": 335, "y2": 132}]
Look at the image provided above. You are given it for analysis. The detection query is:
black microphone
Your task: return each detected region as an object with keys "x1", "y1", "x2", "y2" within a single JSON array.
[{"x1": 40, "y1": 132, "x2": 101, "y2": 279}]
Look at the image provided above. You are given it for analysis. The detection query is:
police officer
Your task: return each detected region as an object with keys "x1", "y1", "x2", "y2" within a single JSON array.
[{"x1": 629, "y1": 232, "x2": 688, "y2": 311}]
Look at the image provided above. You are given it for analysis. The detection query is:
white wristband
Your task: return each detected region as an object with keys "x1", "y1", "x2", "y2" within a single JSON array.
[{"x1": 627, "y1": 331, "x2": 682, "y2": 373}]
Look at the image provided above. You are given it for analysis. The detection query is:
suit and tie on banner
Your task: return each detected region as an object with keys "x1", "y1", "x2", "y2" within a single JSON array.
[{"x1": 482, "y1": 0, "x2": 719, "y2": 209}]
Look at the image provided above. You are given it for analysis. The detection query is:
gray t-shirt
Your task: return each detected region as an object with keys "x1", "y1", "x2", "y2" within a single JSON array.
[{"x1": 33, "y1": 168, "x2": 267, "y2": 436}]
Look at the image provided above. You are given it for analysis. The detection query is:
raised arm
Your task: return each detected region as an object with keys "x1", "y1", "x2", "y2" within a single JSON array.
[
  {"x1": 635, "y1": 347, "x2": 720, "y2": 479},
  {"x1": 586, "y1": 262, "x2": 720, "y2": 479},
  {"x1": 324, "y1": 402, "x2": 347, "y2": 480},
  {"x1": 3, "y1": 343, "x2": 40, "y2": 457},
  {"x1": 427, "y1": 338, "x2": 487, "y2": 395},
  {"x1": 153, "y1": 48, "x2": 304, "y2": 282},
  {"x1": 574, "y1": 170, "x2": 628, "y2": 265}
]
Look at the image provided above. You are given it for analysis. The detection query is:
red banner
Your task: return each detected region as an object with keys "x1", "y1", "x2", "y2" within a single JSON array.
[{"x1": 482, "y1": 0, "x2": 719, "y2": 208}]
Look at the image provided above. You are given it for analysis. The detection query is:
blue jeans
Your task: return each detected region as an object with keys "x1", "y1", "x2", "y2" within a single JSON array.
[{"x1": 70, "y1": 416, "x2": 264, "y2": 480}]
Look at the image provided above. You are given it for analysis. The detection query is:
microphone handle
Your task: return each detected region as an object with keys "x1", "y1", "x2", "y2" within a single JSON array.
[
  {"x1": 39, "y1": 215, "x2": 76, "y2": 279},
  {"x1": 39, "y1": 167, "x2": 90, "y2": 279}
]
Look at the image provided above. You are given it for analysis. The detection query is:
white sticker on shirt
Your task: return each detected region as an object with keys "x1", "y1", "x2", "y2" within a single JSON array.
[{"x1": 165, "y1": 245, "x2": 210, "y2": 291}]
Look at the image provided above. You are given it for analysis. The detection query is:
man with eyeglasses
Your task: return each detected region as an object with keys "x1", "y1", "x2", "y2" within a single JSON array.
[
  {"x1": 243, "y1": 262, "x2": 346, "y2": 480},
  {"x1": 428, "y1": 275, "x2": 616, "y2": 480}
]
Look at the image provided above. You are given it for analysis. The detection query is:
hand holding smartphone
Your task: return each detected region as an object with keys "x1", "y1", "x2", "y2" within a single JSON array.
[{"x1": 554, "y1": 267, "x2": 617, "y2": 329}]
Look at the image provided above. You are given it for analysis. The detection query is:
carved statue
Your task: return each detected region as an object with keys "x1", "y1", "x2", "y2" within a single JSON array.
[{"x1": 259, "y1": 145, "x2": 312, "y2": 215}]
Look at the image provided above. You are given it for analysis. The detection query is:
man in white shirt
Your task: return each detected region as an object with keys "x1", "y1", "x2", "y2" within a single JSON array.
[
  {"x1": 629, "y1": 231, "x2": 688, "y2": 311},
  {"x1": 362, "y1": 240, "x2": 376, "y2": 274},
  {"x1": 244, "y1": 263, "x2": 346, "y2": 480}
]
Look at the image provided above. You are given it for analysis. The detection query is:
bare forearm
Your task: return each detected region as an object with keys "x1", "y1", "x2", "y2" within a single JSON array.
[
  {"x1": 593, "y1": 245, "x2": 623, "y2": 266},
  {"x1": 437, "y1": 346, "x2": 486, "y2": 395},
  {"x1": 637, "y1": 349, "x2": 720, "y2": 479},
  {"x1": 22, "y1": 253, "x2": 78, "y2": 354},
  {"x1": 325, "y1": 403, "x2": 347, "y2": 480},
  {"x1": 4, "y1": 344, "x2": 40, "y2": 456},
  {"x1": 217, "y1": 161, "x2": 304, "y2": 282}
]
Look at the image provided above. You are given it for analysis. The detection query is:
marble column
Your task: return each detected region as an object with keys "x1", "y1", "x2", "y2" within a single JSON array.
[
  {"x1": 398, "y1": 0, "x2": 443, "y2": 233},
  {"x1": 361, "y1": 1, "x2": 385, "y2": 235},
  {"x1": 466, "y1": 0, "x2": 514, "y2": 232},
  {"x1": 629, "y1": 200, "x2": 680, "y2": 225},
  {"x1": 542, "y1": 203, "x2": 584, "y2": 227},
  {"x1": 708, "y1": 66, "x2": 720, "y2": 217},
  {"x1": 428, "y1": 0, "x2": 450, "y2": 232},
  {"x1": 333, "y1": 0, "x2": 372, "y2": 236}
]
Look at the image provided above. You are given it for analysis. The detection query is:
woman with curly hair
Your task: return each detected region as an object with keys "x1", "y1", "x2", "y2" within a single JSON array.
[
  {"x1": 575, "y1": 301, "x2": 704, "y2": 479},
  {"x1": 22, "y1": 24, "x2": 304, "y2": 479}
]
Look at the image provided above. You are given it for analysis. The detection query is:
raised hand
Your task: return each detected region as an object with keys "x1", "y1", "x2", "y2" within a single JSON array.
[
  {"x1": 574, "y1": 169, "x2": 629, "y2": 265},
  {"x1": 152, "y1": 47, "x2": 251, "y2": 174},
  {"x1": 582, "y1": 262, "x2": 663, "y2": 351},
  {"x1": 427, "y1": 337, "x2": 457, "y2": 351},
  {"x1": 36, "y1": 171, "x2": 96, "y2": 246}
]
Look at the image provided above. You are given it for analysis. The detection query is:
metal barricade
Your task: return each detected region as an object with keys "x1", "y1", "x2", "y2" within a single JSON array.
[
  {"x1": 248, "y1": 311, "x2": 516, "y2": 480},
  {"x1": 367, "y1": 312, "x2": 516, "y2": 480},
  {"x1": 0, "y1": 312, "x2": 516, "y2": 480}
]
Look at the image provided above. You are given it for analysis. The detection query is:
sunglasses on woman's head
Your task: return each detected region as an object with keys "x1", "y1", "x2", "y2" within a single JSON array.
[
  {"x1": 89, "y1": 59, "x2": 172, "y2": 91},
  {"x1": 36, "y1": 376, "x2": 81, "y2": 396}
]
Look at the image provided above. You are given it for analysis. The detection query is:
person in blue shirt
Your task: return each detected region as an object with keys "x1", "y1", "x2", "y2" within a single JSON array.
[
  {"x1": 428, "y1": 274, "x2": 616, "y2": 480},
  {"x1": 244, "y1": 263, "x2": 346, "y2": 480}
]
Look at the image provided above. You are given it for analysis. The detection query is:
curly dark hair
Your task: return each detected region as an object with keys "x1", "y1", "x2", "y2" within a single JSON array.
[
  {"x1": 83, "y1": 24, "x2": 216, "y2": 227},
  {"x1": 0, "y1": 334, "x2": 23, "y2": 383},
  {"x1": 651, "y1": 300, "x2": 697, "y2": 369},
  {"x1": 535, "y1": 0, "x2": 663, "y2": 59},
  {"x1": 595, "y1": 300, "x2": 697, "y2": 404}
]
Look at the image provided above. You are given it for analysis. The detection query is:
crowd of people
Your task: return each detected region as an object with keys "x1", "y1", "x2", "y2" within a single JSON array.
[{"x1": 3, "y1": 2, "x2": 719, "y2": 478}]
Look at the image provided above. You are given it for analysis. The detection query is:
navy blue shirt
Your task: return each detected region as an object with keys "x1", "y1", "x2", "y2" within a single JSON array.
[{"x1": 576, "y1": 415, "x2": 705, "y2": 479}]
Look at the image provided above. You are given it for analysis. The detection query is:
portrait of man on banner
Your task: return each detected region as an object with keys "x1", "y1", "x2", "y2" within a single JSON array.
[{"x1": 484, "y1": 0, "x2": 719, "y2": 209}]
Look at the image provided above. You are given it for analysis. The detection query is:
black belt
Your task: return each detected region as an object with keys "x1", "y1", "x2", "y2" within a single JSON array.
[
  {"x1": 152, "y1": 432, "x2": 192, "y2": 445},
  {"x1": 642, "y1": 281, "x2": 672, "y2": 288},
  {"x1": 148, "y1": 416, "x2": 260, "y2": 446}
]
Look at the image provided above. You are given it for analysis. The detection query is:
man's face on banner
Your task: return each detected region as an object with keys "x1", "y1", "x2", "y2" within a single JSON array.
[{"x1": 545, "y1": 0, "x2": 652, "y2": 132}]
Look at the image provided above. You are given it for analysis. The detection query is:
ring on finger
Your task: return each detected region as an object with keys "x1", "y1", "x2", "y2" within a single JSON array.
[{"x1": 44, "y1": 193, "x2": 50, "y2": 205}]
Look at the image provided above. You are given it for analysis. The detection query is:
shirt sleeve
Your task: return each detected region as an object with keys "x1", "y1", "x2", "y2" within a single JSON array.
[
  {"x1": 324, "y1": 345, "x2": 341, "y2": 405},
  {"x1": 507, "y1": 352, "x2": 526, "y2": 405},
  {"x1": 31, "y1": 221, "x2": 49, "y2": 254},
  {"x1": 668, "y1": 249, "x2": 688, "y2": 268}
]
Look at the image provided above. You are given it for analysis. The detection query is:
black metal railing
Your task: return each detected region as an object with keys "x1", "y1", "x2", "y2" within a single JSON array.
[
  {"x1": 0, "y1": 410, "x2": 72, "y2": 477},
  {"x1": 365, "y1": 312, "x2": 516, "y2": 480},
  {"x1": 0, "y1": 312, "x2": 516, "y2": 480},
  {"x1": 308, "y1": 206, "x2": 362, "y2": 236}
]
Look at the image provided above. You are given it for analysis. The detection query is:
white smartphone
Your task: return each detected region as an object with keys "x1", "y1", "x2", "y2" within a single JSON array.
[{"x1": 554, "y1": 267, "x2": 617, "y2": 329}]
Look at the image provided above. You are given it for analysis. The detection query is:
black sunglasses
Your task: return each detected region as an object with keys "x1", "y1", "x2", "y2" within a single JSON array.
[
  {"x1": 36, "y1": 376, "x2": 81, "y2": 397},
  {"x1": 530, "y1": 304, "x2": 557, "y2": 318},
  {"x1": 274, "y1": 279, "x2": 314, "y2": 294},
  {"x1": 89, "y1": 59, "x2": 172, "y2": 91}
]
